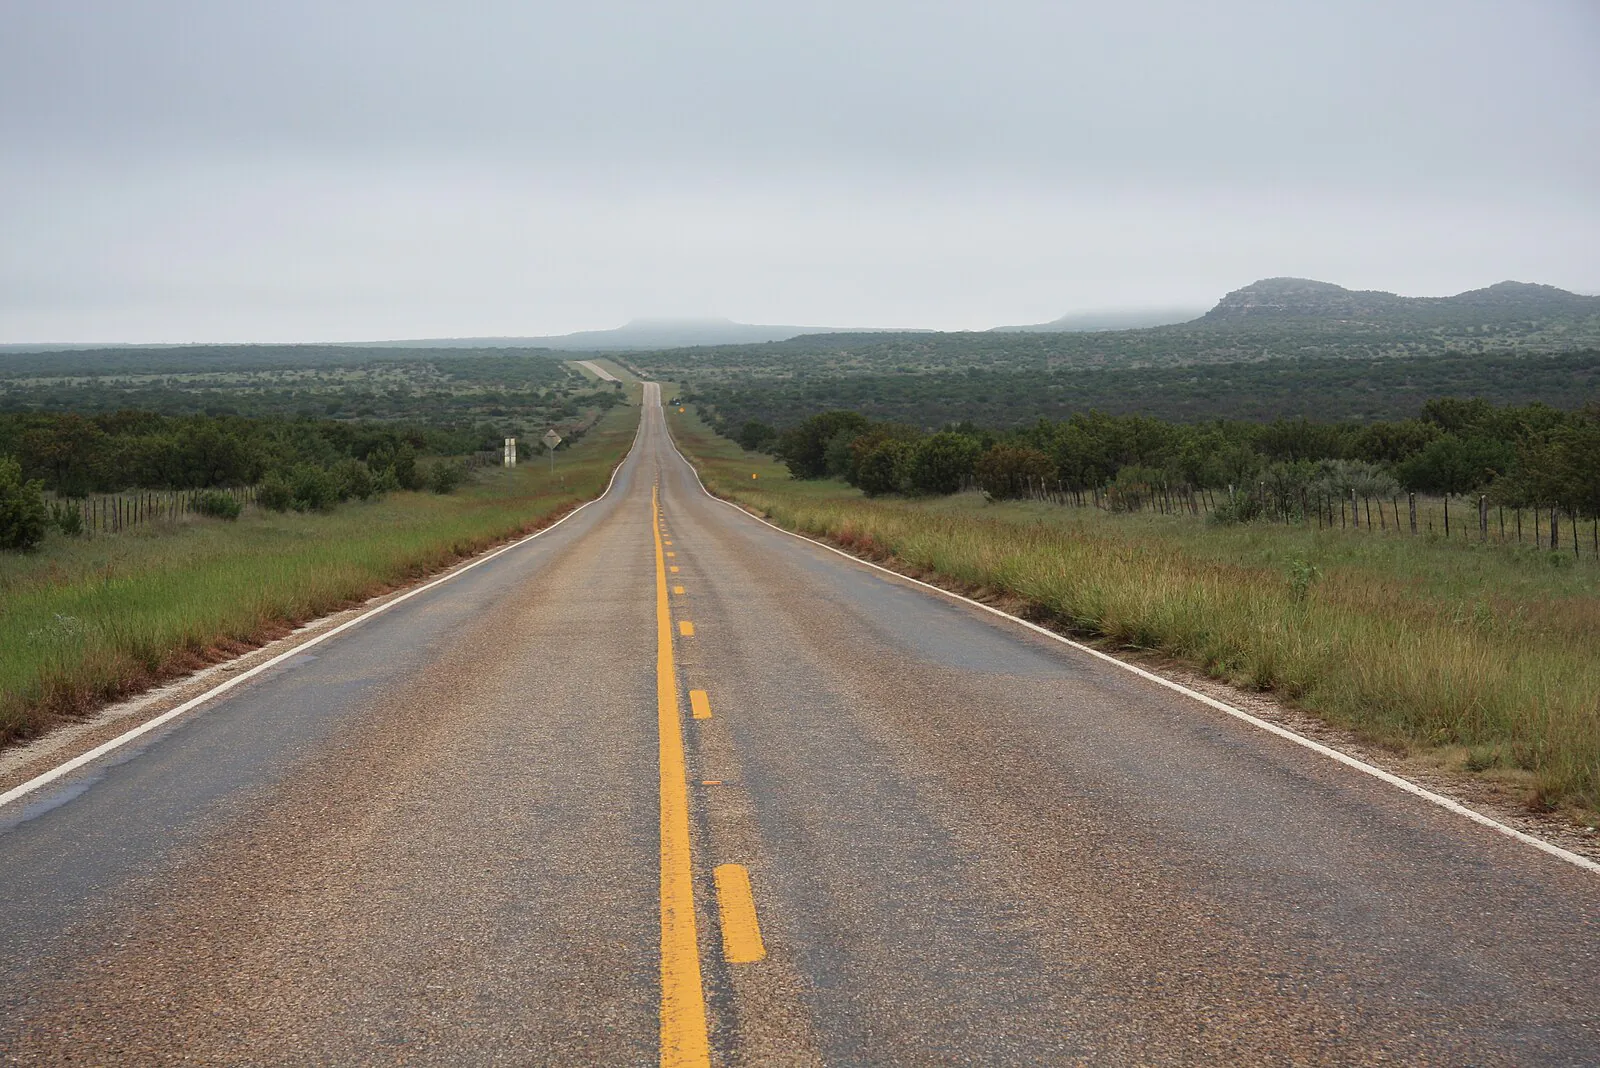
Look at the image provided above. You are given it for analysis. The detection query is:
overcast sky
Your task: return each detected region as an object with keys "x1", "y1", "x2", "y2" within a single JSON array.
[{"x1": 2, "y1": 1, "x2": 1596, "y2": 342}]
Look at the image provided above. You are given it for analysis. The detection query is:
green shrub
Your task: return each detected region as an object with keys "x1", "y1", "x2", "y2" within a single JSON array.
[
  {"x1": 855, "y1": 440, "x2": 913, "y2": 497},
  {"x1": 50, "y1": 499, "x2": 85, "y2": 536},
  {"x1": 1208, "y1": 489, "x2": 1264, "y2": 525},
  {"x1": 975, "y1": 445, "x2": 1054, "y2": 500},
  {"x1": 290, "y1": 465, "x2": 339, "y2": 513},
  {"x1": 335, "y1": 458, "x2": 377, "y2": 501},
  {"x1": 907, "y1": 432, "x2": 981, "y2": 495},
  {"x1": 0, "y1": 456, "x2": 49, "y2": 552},
  {"x1": 428, "y1": 460, "x2": 469, "y2": 495},
  {"x1": 258, "y1": 473, "x2": 294, "y2": 512},
  {"x1": 196, "y1": 490, "x2": 242, "y2": 520}
]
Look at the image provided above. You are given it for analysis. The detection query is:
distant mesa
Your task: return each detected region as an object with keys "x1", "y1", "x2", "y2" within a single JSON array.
[
  {"x1": 1200, "y1": 278, "x2": 1600, "y2": 324},
  {"x1": 991, "y1": 307, "x2": 1207, "y2": 333},
  {"x1": 358, "y1": 318, "x2": 922, "y2": 352}
]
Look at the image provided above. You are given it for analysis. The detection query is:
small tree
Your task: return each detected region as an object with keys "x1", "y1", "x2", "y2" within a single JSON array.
[
  {"x1": 855, "y1": 440, "x2": 913, "y2": 497},
  {"x1": 906, "y1": 432, "x2": 981, "y2": 495},
  {"x1": 975, "y1": 445, "x2": 1054, "y2": 500},
  {"x1": 735, "y1": 420, "x2": 777, "y2": 453},
  {"x1": 0, "y1": 455, "x2": 49, "y2": 551},
  {"x1": 195, "y1": 490, "x2": 243, "y2": 520},
  {"x1": 774, "y1": 412, "x2": 870, "y2": 479}
]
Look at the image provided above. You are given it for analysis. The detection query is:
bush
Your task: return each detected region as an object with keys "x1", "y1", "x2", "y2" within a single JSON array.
[
  {"x1": 334, "y1": 458, "x2": 377, "y2": 501},
  {"x1": 975, "y1": 445, "x2": 1055, "y2": 500},
  {"x1": 1208, "y1": 489, "x2": 1264, "y2": 525},
  {"x1": 774, "y1": 411, "x2": 870, "y2": 479},
  {"x1": 0, "y1": 455, "x2": 49, "y2": 552},
  {"x1": 906, "y1": 432, "x2": 981, "y2": 495},
  {"x1": 428, "y1": 460, "x2": 469, "y2": 495},
  {"x1": 258, "y1": 473, "x2": 293, "y2": 512},
  {"x1": 735, "y1": 419, "x2": 777, "y2": 452},
  {"x1": 290, "y1": 465, "x2": 340, "y2": 513},
  {"x1": 50, "y1": 499, "x2": 85, "y2": 536},
  {"x1": 855, "y1": 440, "x2": 913, "y2": 497},
  {"x1": 195, "y1": 490, "x2": 242, "y2": 520},
  {"x1": 367, "y1": 443, "x2": 423, "y2": 491}
]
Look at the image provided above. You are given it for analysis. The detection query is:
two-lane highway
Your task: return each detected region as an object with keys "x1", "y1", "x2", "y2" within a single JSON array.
[{"x1": 3, "y1": 383, "x2": 1597, "y2": 1065}]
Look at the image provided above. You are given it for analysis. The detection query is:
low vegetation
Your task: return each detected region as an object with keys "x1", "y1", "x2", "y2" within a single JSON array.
[
  {"x1": 745, "y1": 399, "x2": 1600, "y2": 536},
  {"x1": 0, "y1": 396, "x2": 640, "y2": 747},
  {"x1": 668, "y1": 404, "x2": 1600, "y2": 819}
]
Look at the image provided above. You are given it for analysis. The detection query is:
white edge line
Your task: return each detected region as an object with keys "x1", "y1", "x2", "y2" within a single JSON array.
[
  {"x1": 660, "y1": 413, "x2": 1600, "y2": 877},
  {"x1": 0, "y1": 425, "x2": 641, "y2": 814}
]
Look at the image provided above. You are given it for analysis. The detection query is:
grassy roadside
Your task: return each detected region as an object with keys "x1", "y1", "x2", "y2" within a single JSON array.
[
  {"x1": 666, "y1": 404, "x2": 1600, "y2": 820},
  {"x1": 0, "y1": 397, "x2": 642, "y2": 747}
]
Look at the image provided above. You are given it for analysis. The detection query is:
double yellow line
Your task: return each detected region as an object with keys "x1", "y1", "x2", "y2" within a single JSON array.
[{"x1": 654, "y1": 484, "x2": 711, "y2": 1067}]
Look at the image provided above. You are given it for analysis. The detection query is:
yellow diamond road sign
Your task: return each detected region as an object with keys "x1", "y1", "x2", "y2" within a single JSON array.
[{"x1": 542, "y1": 429, "x2": 562, "y2": 450}]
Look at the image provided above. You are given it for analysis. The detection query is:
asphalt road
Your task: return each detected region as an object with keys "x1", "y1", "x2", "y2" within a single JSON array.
[{"x1": 2, "y1": 383, "x2": 1597, "y2": 1066}]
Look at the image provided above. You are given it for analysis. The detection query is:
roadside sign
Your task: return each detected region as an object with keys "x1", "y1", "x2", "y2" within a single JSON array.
[{"x1": 543, "y1": 428, "x2": 562, "y2": 475}]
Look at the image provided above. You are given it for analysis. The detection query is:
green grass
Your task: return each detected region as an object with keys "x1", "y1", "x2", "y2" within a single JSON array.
[
  {"x1": 668, "y1": 405, "x2": 1600, "y2": 818},
  {"x1": 0, "y1": 398, "x2": 642, "y2": 746}
]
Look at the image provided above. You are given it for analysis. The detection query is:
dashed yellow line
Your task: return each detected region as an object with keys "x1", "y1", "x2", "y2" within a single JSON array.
[
  {"x1": 679, "y1": 621, "x2": 695, "y2": 637},
  {"x1": 690, "y1": 689, "x2": 712, "y2": 720},
  {"x1": 713, "y1": 864, "x2": 767, "y2": 964},
  {"x1": 673, "y1": 585, "x2": 685, "y2": 595},
  {"x1": 652, "y1": 485, "x2": 710, "y2": 1068}
]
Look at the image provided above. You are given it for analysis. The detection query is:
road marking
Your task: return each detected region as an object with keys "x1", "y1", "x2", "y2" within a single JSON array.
[
  {"x1": 690, "y1": 690, "x2": 712, "y2": 719},
  {"x1": 0, "y1": 445, "x2": 636, "y2": 815},
  {"x1": 679, "y1": 621, "x2": 695, "y2": 637},
  {"x1": 664, "y1": 415, "x2": 1600, "y2": 877},
  {"x1": 670, "y1": 566, "x2": 680, "y2": 573},
  {"x1": 667, "y1": 551, "x2": 676, "y2": 558},
  {"x1": 653, "y1": 484, "x2": 712, "y2": 1067},
  {"x1": 713, "y1": 864, "x2": 767, "y2": 964},
  {"x1": 702, "y1": 780, "x2": 723, "y2": 785},
  {"x1": 673, "y1": 585, "x2": 685, "y2": 595}
]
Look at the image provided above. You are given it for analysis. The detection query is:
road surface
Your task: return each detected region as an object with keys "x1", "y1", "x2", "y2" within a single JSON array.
[
  {"x1": 2, "y1": 384, "x2": 1597, "y2": 1065},
  {"x1": 577, "y1": 359, "x2": 622, "y2": 383}
]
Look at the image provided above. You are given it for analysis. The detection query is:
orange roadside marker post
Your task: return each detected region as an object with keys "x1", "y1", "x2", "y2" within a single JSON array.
[{"x1": 751, "y1": 473, "x2": 759, "y2": 480}]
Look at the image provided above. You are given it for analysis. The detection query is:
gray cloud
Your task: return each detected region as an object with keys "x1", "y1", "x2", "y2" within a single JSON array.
[{"x1": 2, "y1": 1, "x2": 1596, "y2": 341}]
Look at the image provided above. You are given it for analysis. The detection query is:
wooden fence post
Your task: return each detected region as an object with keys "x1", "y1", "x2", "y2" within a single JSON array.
[
  {"x1": 1479, "y1": 495, "x2": 1488, "y2": 541},
  {"x1": 1551, "y1": 507, "x2": 1559, "y2": 551},
  {"x1": 1409, "y1": 493, "x2": 1417, "y2": 535}
]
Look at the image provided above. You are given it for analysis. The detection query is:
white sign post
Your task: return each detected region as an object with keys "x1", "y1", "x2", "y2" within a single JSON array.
[
  {"x1": 503, "y1": 437, "x2": 517, "y2": 467},
  {"x1": 543, "y1": 428, "x2": 562, "y2": 475}
]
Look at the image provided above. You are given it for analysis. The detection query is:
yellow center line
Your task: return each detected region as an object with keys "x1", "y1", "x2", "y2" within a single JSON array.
[
  {"x1": 689, "y1": 689, "x2": 712, "y2": 719},
  {"x1": 670, "y1": 566, "x2": 680, "y2": 573},
  {"x1": 713, "y1": 864, "x2": 767, "y2": 964},
  {"x1": 673, "y1": 585, "x2": 685, "y2": 595},
  {"x1": 653, "y1": 485, "x2": 711, "y2": 1067},
  {"x1": 679, "y1": 621, "x2": 695, "y2": 637}
]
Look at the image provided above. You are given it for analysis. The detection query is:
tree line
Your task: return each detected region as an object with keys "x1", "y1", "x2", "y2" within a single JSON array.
[
  {"x1": 0, "y1": 411, "x2": 524, "y2": 550},
  {"x1": 733, "y1": 397, "x2": 1600, "y2": 523},
  {"x1": 682, "y1": 348, "x2": 1600, "y2": 430}
]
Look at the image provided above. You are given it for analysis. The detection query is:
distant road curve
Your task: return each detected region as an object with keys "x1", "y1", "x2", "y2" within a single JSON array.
[{"x1": 576, "y1": 358, "x2": 621, "y2": 382}]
